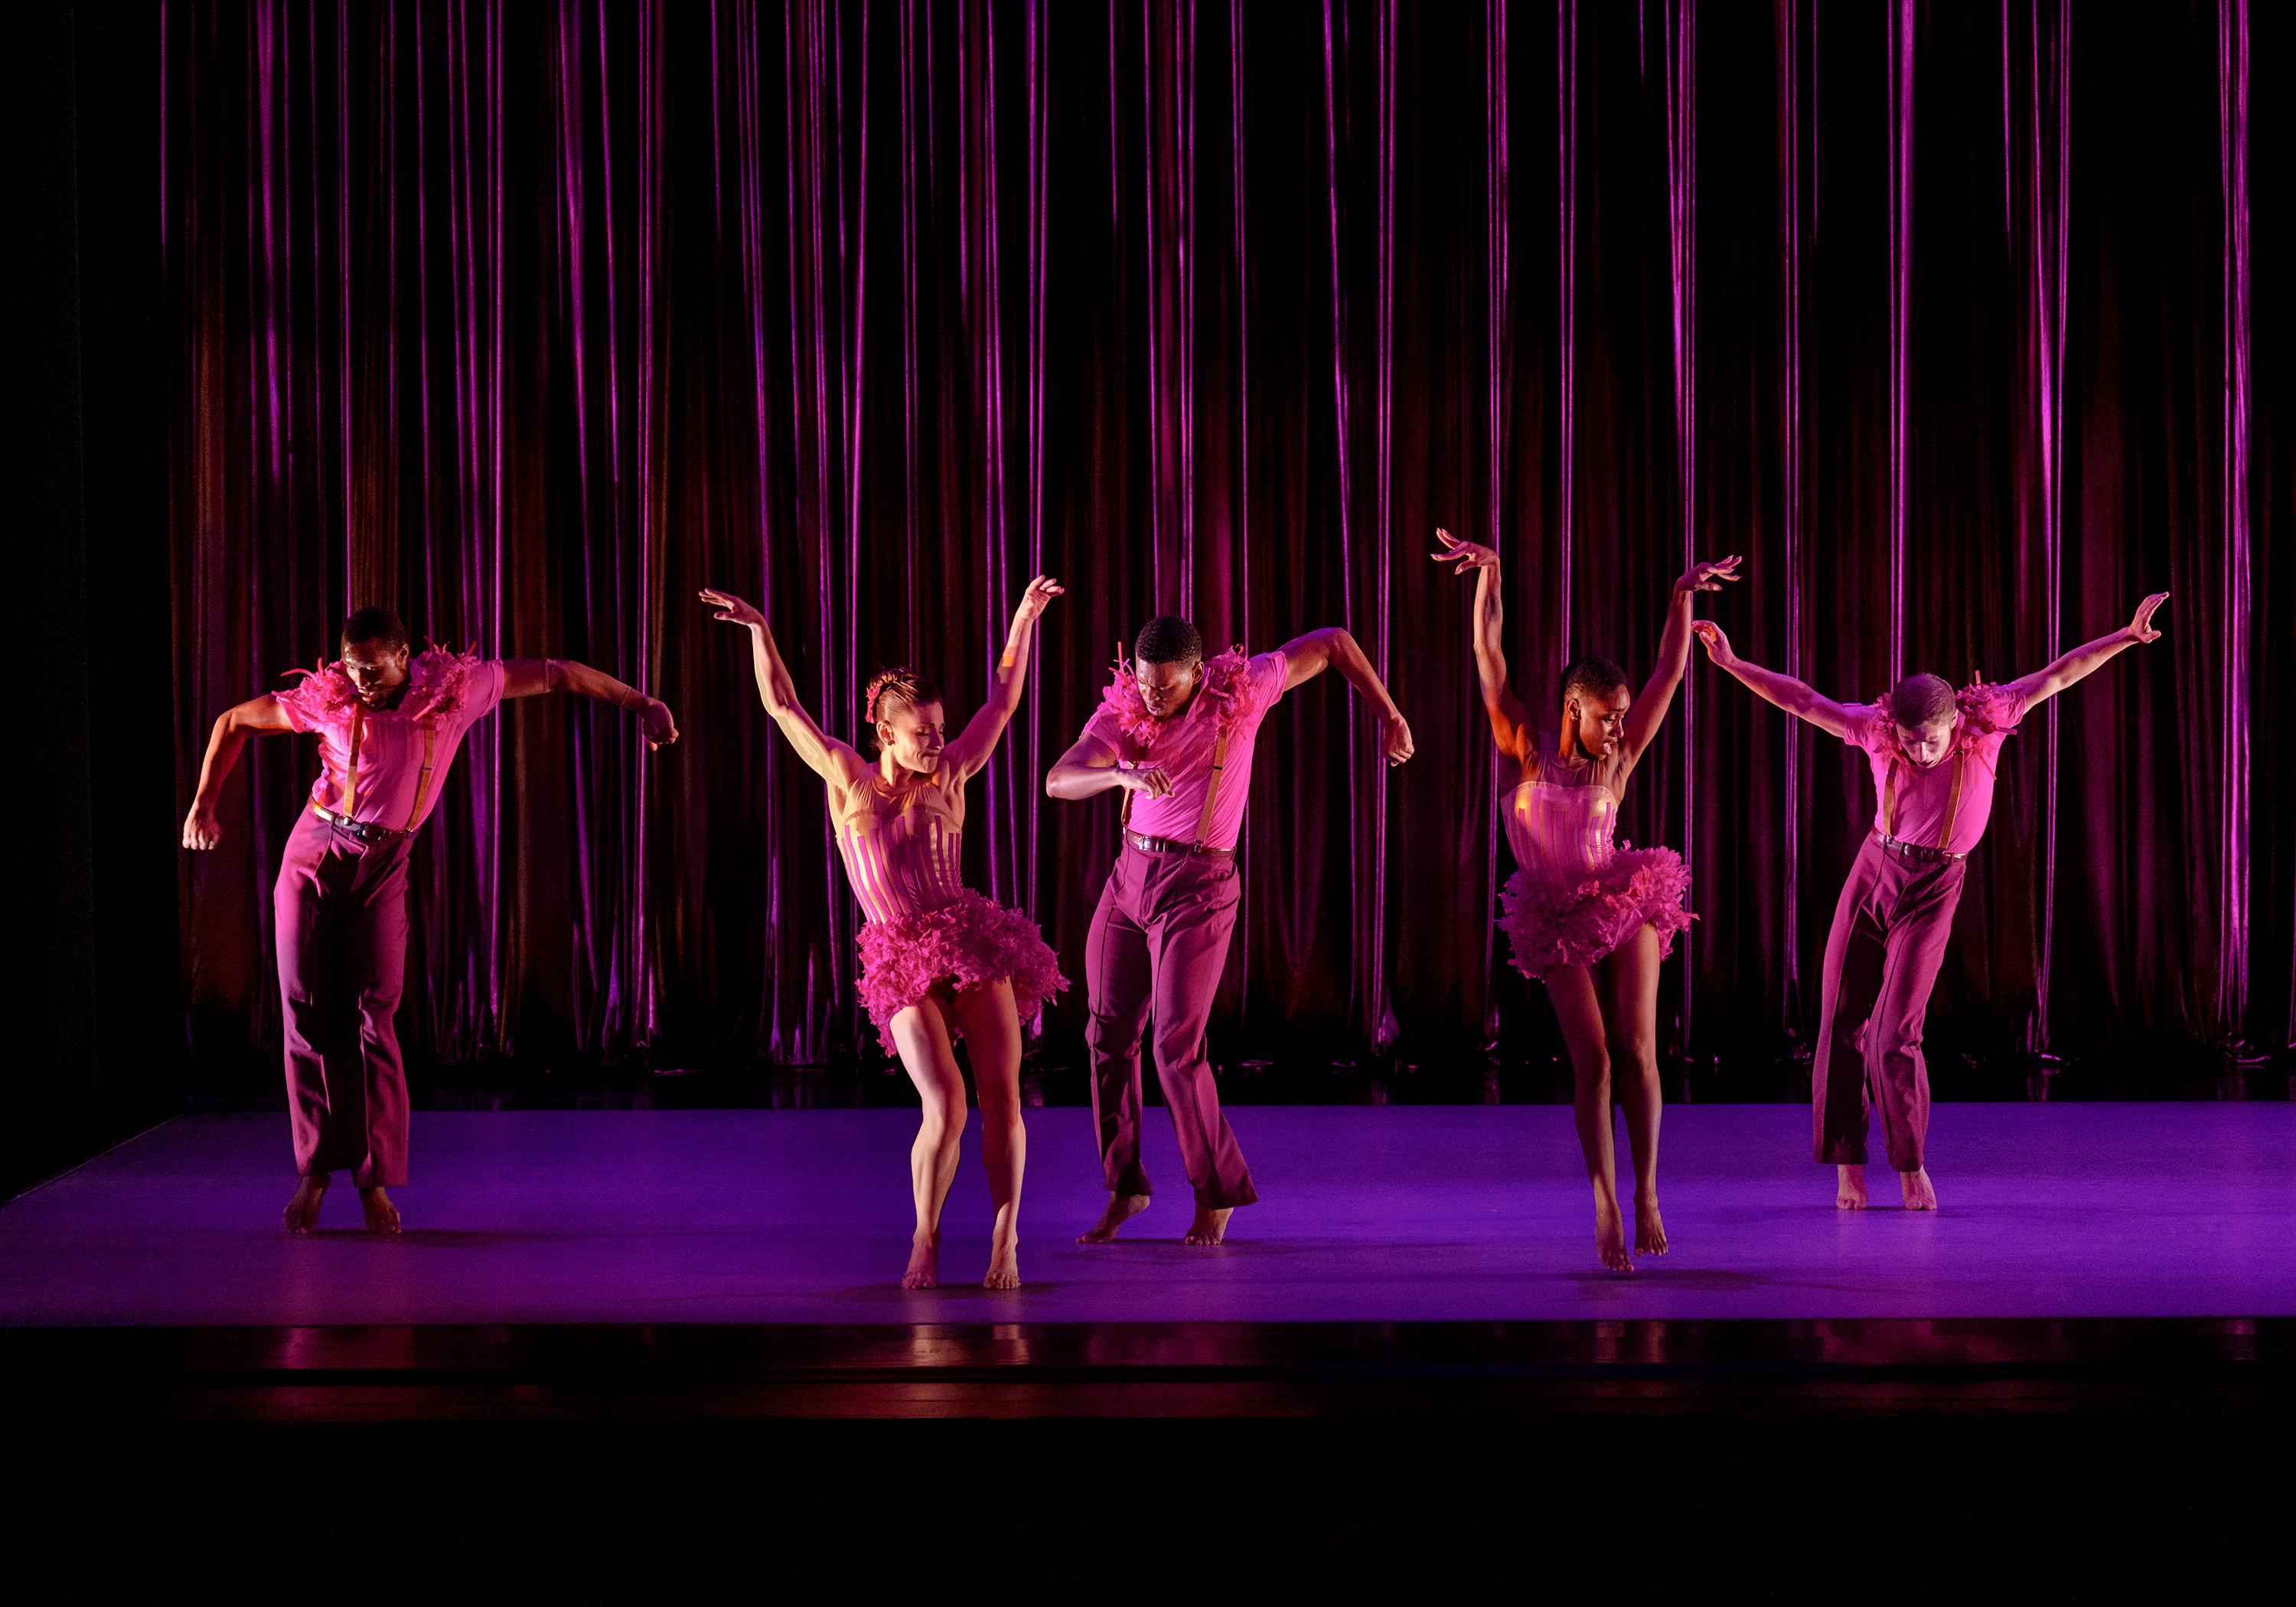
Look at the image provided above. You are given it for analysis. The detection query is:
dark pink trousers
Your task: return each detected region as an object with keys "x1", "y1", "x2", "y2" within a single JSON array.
[
  {"x1": 1813, "y1": 834, "x2": 1968, "y2": 1172},
  {"x1": 1084, "y1": 843, "x2": 1258, "y2": 1209},
  {"x1": 272, "y1": 810, "x2": 413, "y2": 1187}
]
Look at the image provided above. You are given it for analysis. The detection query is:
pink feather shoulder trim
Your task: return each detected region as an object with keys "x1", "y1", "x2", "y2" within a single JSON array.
[
  {"x1": 401, "y1": 645, "x2": 483, "y2": 723},
  {"x1": 1097, "y1": 646, "x2": 1262, "y2": 749},
  {"x1": 1861, "y1": 678, "x2": 2023, "y2": 760},
  {"x1": 275, "y1": 662, "x2": 360, "y2": 729},
  {"x1": 275, "y1": 644, "x2": 483, "y2": 732}
]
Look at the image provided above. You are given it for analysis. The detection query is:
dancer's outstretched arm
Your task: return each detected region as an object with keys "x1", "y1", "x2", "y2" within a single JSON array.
[
  {"x1": 181, "y1": 695, "x2": 298, "y2": 849},
  {"x1": 1276, "y1": 627, "x2": 1415, "y2": 766},
  {"x1": 700, "y1": 588, "x2": 868, "y2": 787},
  {"x1": 501, "y1": 659, "x2": 679, "y2": 749},
  {"x1": 1621, "y1": 555, "x2": 1742, "y2": 763},
  {"x1": 2001, "y1": 592, "x2": 2169, "y2": 711},
  {"x1": 1432, "y1": 528, "x2": 1534, "y2": 760},
  {"x1": 941, "y1": 575, "x2": 1065, "y2": 781},
  {"x1": 1691, "y1": 618, "x2": 1861, "y2": 739}
]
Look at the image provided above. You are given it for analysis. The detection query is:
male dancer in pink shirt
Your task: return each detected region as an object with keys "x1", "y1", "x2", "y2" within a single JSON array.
[
  {"x1": 181, "y1": 607, "x2": 677, "y2": 1233},
  {"x1": 1693, "y1": 592, "x2": 2167, "y2": 1209},
  {"x1": 1046, "y1": 615, "x2": 1413, "y2": 1246}
]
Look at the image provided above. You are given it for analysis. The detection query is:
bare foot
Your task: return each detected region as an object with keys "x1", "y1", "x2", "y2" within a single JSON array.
[
  {"x1": 1634, "y1": 1192, "x2": 1668, "y2": 1257},
  {"x1": 1836, "y1": 1165, "x2": 1868, "y2": 1210},
  {"x1": 282, "y1": 1177, "x2": 328, "y2": 1234},
  {"x1": 983, "y1": 1233, "x2": 1021, "y2": 1290},
  {"x1": 1183, "y1": 1206, "x2": 1234, "y2": 1246},
  {"x1": 1594, "y1": 1192, "x2": 1634, "y2": 1273},
  {"x1": 1899, "y1": 1168, "x2": 1938, "y2": 1211},
  {"x1": 902, "y1": 1233, "x2": 939, "y2": 1289},
  {"x1": 359, "y1": 1186, "x2": 401, "y2": 1234},
  {"x1": 1077, "y1": 1192, "x2": 1151, "y2": 1244}
]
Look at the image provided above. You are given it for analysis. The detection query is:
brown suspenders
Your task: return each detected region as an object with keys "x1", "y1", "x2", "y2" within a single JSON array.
[
  {"x1": 406, "y1": 726, "x2": 439, "y2": 830},
  {"x1": 1118, "y1": 725, "x2": 1233, "y2": 852},
  {"x1": 1936, "y1": 750, "x2": 1966, "y2": 849},
  {"x1": 334, "y1": 707, "x2": 439, "y2": 833},
  {"x1": 1191, "y1": 728, "x2": 1232, "y2": 850},
  {"x1": 1881, "y1": 748, "x2": 1967, "y2": 850},
  {"x1": 341, "y1": 706, "x2": 364, "y2": 816}
]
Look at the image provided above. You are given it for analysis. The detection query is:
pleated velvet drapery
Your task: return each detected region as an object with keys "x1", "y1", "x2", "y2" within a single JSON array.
[{"x1": 169, "y1": 1, "x2": 2291, "y2": 1087}]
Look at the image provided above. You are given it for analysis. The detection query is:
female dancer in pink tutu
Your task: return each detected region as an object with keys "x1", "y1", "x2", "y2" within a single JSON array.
[
  {"x1": 701, "y1": 578, "x2": 1067, "y2": 1290},
  {"x1": 1434, "y1": 530, "x2": 1739, "y2": 1271}
]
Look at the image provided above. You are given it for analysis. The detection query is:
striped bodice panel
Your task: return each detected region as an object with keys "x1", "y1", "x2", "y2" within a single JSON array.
[
  {"x1": 833, "y1": 771, "x2": 968, "y2": 924},
  {"x1": 1506, "y1": 748, "x2": 1635, "y2": 877}
]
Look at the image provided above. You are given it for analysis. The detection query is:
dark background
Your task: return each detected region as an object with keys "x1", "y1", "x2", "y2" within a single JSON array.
[{"x1": 17, "y1": 0, "x2": 2291, "y2": 1195}]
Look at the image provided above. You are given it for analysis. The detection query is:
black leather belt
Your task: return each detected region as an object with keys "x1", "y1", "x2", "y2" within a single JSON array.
[
  {"x1": 1124, "y1": 829, "x2": 1232, "y2": 860},
  {"x1": 1876, "y1": 832, "x2": 1965, "y2": 864},
  {"x1": 313, "y1": 805, "x2": 415, "y2": 846}
]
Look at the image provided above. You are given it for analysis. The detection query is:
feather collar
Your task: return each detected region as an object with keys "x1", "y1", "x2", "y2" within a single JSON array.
[{"x1": 1097, "y1": 645, "x2": 1262, "y2": 750}]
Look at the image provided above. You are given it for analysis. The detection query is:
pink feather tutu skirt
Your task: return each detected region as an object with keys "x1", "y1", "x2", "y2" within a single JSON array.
[
  {"x1": 1499, "y1": 846, "x2": 1694, "y2": 981},
  {"x1": 853, "y1": 888, "x2": 1068, "y2": 1053}
]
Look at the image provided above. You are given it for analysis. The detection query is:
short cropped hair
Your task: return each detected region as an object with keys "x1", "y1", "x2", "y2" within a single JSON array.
[
  {"x1": 1134, "y1": 615, "x2": 1205, "y2": 666},
  {"x1": 341, "y1": 607, "x2": 411, "y2": 650},
  {"x1": 1559, "y1": 655, "x2": 1629, "y2": 705},
  {"x1": 1889, "y1": 673, "x2": 1957, "y2": 729}
]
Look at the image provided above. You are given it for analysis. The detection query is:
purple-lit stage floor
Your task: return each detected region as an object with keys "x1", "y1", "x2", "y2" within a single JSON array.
[
  {"x1": 4, "y1": 1103, "x2": 2290, "y2": 1326},
  {"x1": 12, "y1": 1104, "x2": 2288, "y2": 1576}
]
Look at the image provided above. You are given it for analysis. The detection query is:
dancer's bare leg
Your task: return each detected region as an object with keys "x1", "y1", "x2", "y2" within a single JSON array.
[
  {"x1": 283, "y1": 1175, "x2": 328, "y2": 1234},
  {"x1": 950, "y1": 979, "x2": 1026, "y2": 1289},
  {"x1": 1837, "y1": 1165, "x2": 1868, "y2": 1209},
  {"x1": 889, "y1": 1001, "x2": 968, "y2": 1289},
  {"x1": 1603, "y1": 924, "x2": 1668, "y2": 1257},
  {"x1": 1899, "y1": 1167, "x2": 1938, "y2": 1210},
  {"x1": 360, "y1": 1186, "x2": 401, "y2": 1234},
  {"x1": 1548, "y1": 965, "x2": 1630, "y2": 1272}
]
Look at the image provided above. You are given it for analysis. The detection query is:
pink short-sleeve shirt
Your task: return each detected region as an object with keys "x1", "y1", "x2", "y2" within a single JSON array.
[
  {"x1": 1842, "y1": 689, "x2": 2026, "y2": 856},
  {"x1": 1081, "y1": 650, "x2": 1288, "y2": 852},
  {"x1": 276, "y1": 652, "x2": 508, "y2": 833}
]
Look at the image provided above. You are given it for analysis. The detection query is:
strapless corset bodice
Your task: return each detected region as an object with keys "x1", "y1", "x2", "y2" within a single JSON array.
[
  {"x1": 1504, "y1": 774, "x2": 1619, "y2": 882},
  {"x1": 833, "y1": 770, "x2": 967, "y2": 924}
]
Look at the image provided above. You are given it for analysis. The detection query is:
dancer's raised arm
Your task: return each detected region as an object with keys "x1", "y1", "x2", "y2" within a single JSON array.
[
  {"x1": 1274, "y1": 627, "x2": 1414, "y2": 767},
  {"x1": 700, "y1": 587, "x2": 867, "y2": 787},
  {"x1": 942, "y1": 575, "x2": 1064, "y2": 780},
  {"x1": 2000, "y1": 592, "x2": 2168, "y2": 712},
  {"x1": 181, "y1": 695, "x2": 298, "y2": 849},
  {"x1": 1619, "y1": 555, "x2": 1741, "y2": 763},
  {"x1": 1433, "y1": 528, "x2": 1534, "y2": 761},
  {"x1": 498, "y1": 659, "x2": 678, "y2": 749},
  {"x1": 1691, "y1": 617, "x2": 1861, "y2": 740}
]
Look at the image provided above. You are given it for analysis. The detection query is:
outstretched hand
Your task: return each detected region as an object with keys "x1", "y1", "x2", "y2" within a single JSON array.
[
  {"x1": 2125, "y1": 592, "x2": 2169, "y2": 644},
  {"x1": 641, "y1": 698, "x2": 680, "y2": 751},
  {"x1": 1690, "y1": 620, "x2": 1738, "y2": 668},
  {"x1": 1430, "y1": 527, "x2": 1501, "y2": 575},
  {"x1": 1013, "y1": 575, "x2": 1065, "y2": 624},
  {"x1": 699, "y1": 587, "x2": 766, "y2": 630},
  {"x1": 1676, "y1": 554, "x2": 1743, "y2": 595}
]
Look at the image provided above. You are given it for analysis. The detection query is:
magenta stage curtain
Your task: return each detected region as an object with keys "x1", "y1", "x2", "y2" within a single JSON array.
[{"x1": 168, "y1": 1, "x2": 2291, "y2": 1087}]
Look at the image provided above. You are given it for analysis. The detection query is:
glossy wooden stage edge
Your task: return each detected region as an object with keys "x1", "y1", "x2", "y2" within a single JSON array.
[{"x1": 6, "y1": 1315, "x2": 2291, "y2": 1423}]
